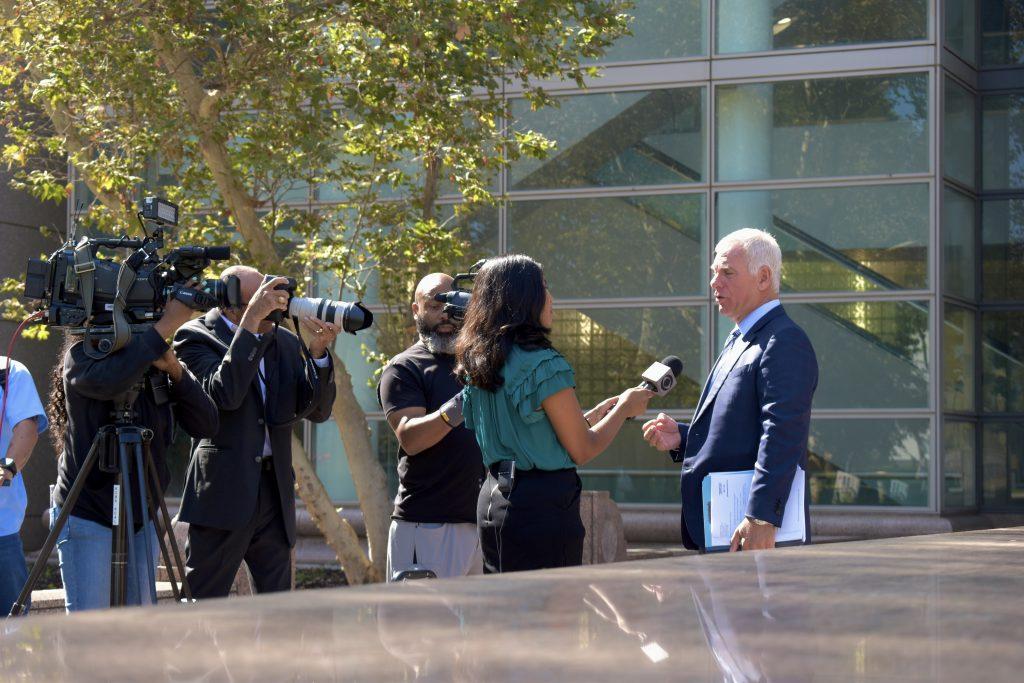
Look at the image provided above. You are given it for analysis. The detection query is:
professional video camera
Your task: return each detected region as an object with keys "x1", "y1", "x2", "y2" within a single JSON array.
[
  {"x1": 434, "y1": 259, "x2": 485, "y2": 323},
  {"x1": 262, "y1": 275, "x2": 374, "y2": 334},
  {"x1": 22, "y1": 196, "x2": 240, "y2": 357}
]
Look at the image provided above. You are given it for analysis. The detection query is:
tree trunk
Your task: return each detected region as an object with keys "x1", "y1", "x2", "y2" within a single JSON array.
[
  {"x1": 290, "y1": 434, "x2": 381, "y2": 584},
  {"x1": 328, "y1": 352, "x2": 391, "y2": 578}
]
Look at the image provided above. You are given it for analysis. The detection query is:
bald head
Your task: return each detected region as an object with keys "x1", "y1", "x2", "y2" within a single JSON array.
[
  {"x1": 221, "y1": 265, "x2": 264, "y2": 305},
  {"x1": 414, "y1": 273, "x2": 453, "y2": 308}
]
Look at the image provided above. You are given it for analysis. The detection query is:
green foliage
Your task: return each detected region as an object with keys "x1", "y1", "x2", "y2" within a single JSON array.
[{"x1": 0, "y1": 0, "x2": 631, "y2": 362}]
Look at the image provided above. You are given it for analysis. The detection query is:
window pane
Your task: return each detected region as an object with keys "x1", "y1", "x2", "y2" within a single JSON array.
[
  {"x1": 716, "y1": 184, "x2": 928, "y2": 292},
  {"x1": 716, "y1": 0, "x2": 927, "y2": 54},
  {"x1": 551, "y1": 306, "x2": 706, "y2": 412},
  {"x1": 315, "y1": 420, "x2": 399, "y2": 502},
  {"x1": 715, "y1": 74, "x2": 929, "y2": 181},
  {"x1": 784, "y1": 301, "x2": 930, "y2": 409},
  {"x1": 982, "y1": 200, "x2": 1024, "y2": 301},
  {"x1": 343, "y1": 203, "x2": 499, "y2": 305},
  {"x1": 510, "y1": 88, "x2": 704, "y2": 191},
  {"x1": 982, "y1": 94, "x2": 1024, "y2": 190},
  {"x1": 943, "y1": 187, "x2": 976, "y2": 300},
  {"x1": 982, "y1": 0, "x2": 1024, "y2": 66},
  {"x1": 509, "y1": 194, "x2": 705, "y2": 298},
  {"x1": 982, "y1": 311, "x2": 1024, "y2": 413},
  {"x1": 597, "y1": 0, "x2": 706, "y2": 63},
  {"x1": 943, "y1": 304, "x2": 975, "y2": 412},
  {"x1": 946, "y1": 0, "x2": 977, "y2": 64},
  {"x1": 982, "y1": 421, "x2": 1024, "y2": 508},
  {"x1": 579, "y1": 421, "x2": 682, "y2": 504},
  {"x1": 808, "y1": 418, "x2": 930, "y2": 507},
  {"x1": 943, "y1": 421, "x2": 977, "y2": 509},
  {"x1": 943, "y1": 78, "x2": 976, "y2": 188}
]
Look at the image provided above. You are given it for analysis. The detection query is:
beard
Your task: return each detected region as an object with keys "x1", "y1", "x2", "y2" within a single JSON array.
[{"x1": 416, "y1": 316, "x2": 458, "y2": 356}]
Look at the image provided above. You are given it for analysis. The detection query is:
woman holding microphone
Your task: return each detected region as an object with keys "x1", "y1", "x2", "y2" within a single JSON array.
[{"x1": 455, "y1": 255, "x2": 652, "y2": 573}]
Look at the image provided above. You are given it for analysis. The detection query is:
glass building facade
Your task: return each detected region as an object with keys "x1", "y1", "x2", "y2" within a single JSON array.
[
  {"x1": 308, "y1": 1, "x2": 1024, "y2": 519},
  {"x1": 74, "y1": 3, "x2": 1024, "y2": 525}
]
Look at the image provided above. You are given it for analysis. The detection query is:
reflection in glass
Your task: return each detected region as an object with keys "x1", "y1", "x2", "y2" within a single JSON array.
[
  {"x1": 943, "y1": 188, "x2": 976, "y2": 300},
  {"x1": 944, "y1": 304, "x2": 976, "y2": 413},
  {"x1": 807, "y1": 418, "x2": 930, "y2": 507},
  {"x1": 982, "y1": 0, "x2": 1024, "y2": 66},
  {"x1": 943, "y1": 78, "x2": 976, "y2": 188},
  {"x1": 946, "y1": 0, "x2": 977, "y2": 64},
  {"x1": 510, "y1": 88, "x2": 704, "y2": 190},
  {"x1": 716, "y1": 0, "x2": 927, "y2": 54},
  {"x1": 715, "y1": 74, "x2": 929, "y2": 181},
  {"x1": 551, "y1": 306, "x2": 705, "y2": 411},
  {"x1": 983, "y1": 422, "x2": 1024, "y2": 508},
  {"x1": 597, "y1": 0, "x2": 706, "y2": 63},
  {"x1": 982, "y1": 199, "x2": 1024, "y2": 300},
  {"x1": 943, "y1": 421, "x2": 976, "y2": 509},
  {"x1": 509, "y1": 194, "x2": 705, "y2": 298},
  {"x1": 785, "y1": 301, "x2": 929, "y2": 409},
  {"x1": 579, "y1": 421, "x2": 683, "y2": 504},
  {"x1": 983, "y1": 94, "x2": 1024, "y2": 190},
  {"x1": 716, "y1": 184, "x2": 928, "y2": 292},
  {"x1": 982, "y1": 312, "x2": 1024, "y2": 413}
]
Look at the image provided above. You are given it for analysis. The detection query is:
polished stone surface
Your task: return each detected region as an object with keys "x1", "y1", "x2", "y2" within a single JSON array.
[{"x1": 4, "y1": 528, "x2": 1024, "y2": 682}]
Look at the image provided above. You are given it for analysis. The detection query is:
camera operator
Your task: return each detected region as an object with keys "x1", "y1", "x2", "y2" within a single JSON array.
[
  {"x1": 0, "y1": 358, "x2": 48, "y2": 616},
  {"x1": 49, "y1": 296, "x2": 219, "y2": 612},
  {"x1": 377, "y1": 273, "x2": 485, "y2": 581},
  {"x1": 172, "y1": 265, "x2": 337, "y2": 598}
]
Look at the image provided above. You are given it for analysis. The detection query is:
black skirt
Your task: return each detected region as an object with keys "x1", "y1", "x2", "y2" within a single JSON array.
[{"x1": 477, "y1": 463, "x2": 585, "y2": 574}]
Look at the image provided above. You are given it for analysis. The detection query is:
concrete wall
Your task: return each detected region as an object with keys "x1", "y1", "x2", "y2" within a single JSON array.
[{"x1": 0, "y1": 169, "x2": 65, "y2": 551}]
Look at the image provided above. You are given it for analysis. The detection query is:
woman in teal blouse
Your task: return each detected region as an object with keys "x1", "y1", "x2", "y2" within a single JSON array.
[{"x1": 456, "y1": 255, "x2": 652, "y2": 573}]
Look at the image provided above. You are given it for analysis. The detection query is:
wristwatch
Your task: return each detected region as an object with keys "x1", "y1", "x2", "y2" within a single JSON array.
[{"x1": 745, "y1": 515, "x2": 773, "y2": 527}]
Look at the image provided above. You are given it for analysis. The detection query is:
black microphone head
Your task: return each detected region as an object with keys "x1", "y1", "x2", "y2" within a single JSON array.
[
  {"x1": 661, "y1": 355, "x2": 683, "y2": 377},
  {"x1": 204, "y1": 246, "x2": 231, "y2": 260}
]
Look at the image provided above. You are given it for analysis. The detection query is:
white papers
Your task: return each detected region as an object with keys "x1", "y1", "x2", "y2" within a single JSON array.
[{"x1": 703, "y1": 467, "x2": 806, "y2": 550}]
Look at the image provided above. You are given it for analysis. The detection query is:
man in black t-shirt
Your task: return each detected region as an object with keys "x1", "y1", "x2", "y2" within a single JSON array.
[{"x1": 377, "y1": 273, "x2": 484, "y2": 580}]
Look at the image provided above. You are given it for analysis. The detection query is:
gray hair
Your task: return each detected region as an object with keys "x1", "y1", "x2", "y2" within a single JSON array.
[{"x1": 715, "y1": 228, "x2": 782, "y2": 293}]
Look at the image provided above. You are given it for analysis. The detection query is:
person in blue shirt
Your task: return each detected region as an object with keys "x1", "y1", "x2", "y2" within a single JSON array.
[
  {"x1": 456, "y1": 255, "x2": 652, "y2": 573},
  {"x1": 0, "y1": 357, "x2": 49, "y2": 616}
]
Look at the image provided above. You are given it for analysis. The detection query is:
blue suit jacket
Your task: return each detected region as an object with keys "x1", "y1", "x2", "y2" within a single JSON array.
[{"x1": 671, "y1": 305, "x2": 818, "y2": 550}]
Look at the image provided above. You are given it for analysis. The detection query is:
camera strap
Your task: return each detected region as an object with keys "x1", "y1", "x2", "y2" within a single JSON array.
[{"x1": 79, "y1": 243, "x2": 136, "y2": 360}]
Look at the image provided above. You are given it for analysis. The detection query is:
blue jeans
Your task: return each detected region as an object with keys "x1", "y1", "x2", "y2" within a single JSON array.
[
  {"x1": 52, "y1": 507, "x2": 159, "y2": 612},
  {"x1": 0, "y1": 531, "x2": 29, "y2": 616}
]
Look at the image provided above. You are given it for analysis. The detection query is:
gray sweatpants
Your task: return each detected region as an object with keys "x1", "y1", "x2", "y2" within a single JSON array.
[{"x1": 386, "y1": 520, "x2": 483, "y2": 581}]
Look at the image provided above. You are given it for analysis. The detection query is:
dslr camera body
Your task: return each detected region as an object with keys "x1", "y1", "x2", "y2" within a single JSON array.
[
  {"x1": 23, "y1": 197, "x2": 240, "y2": 357},
  {"x1": 261, "y1": 275, "x2": 374, "y2": 334}
]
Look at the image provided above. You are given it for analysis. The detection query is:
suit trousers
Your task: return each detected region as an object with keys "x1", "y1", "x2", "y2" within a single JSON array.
[
  {"x1": 477, "y1": 465, "x2": 584, "y2": 574},
  {"x1": 185, "y1": 462, "x2": 291, "y2": 599}
]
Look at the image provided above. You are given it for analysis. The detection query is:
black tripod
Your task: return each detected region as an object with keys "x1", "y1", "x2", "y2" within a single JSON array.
[{"x1": 7, "y1": 381, "x2": 191, "y2": 616}]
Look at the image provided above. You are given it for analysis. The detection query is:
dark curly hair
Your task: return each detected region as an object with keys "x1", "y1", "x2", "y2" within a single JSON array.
[
  {"x1": 47, "y1": 333, "x2": 74, "y2": 453},
  {"x1": 454, "y1": 254, "x2": 552, "y2": 392}
]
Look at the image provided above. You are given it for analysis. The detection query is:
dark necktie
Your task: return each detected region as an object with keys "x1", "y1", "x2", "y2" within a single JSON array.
[{"x1": 696, "y1": 329, "x2": 742, "y2": 412}]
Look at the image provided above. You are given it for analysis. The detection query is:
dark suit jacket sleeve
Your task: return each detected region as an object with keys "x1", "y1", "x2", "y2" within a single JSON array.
[
  {"x1": 168, "y1": 366, "x2": 219, "y2": 438},
  {"x1": 65, "y1": 327, "x2": 168, "y2": 399},
  {"x1": 668, "y1": 422, "x2": 690, "y2": 464},
  {"x1": 173, "y1": 323, "x2": 271, "y2": 411},
  {"x1": 300, "y1": 353, "x2": 336, "y2": 424},
  {"x1": 746, "y1": 327, "x2": 818, "y2": 526}
]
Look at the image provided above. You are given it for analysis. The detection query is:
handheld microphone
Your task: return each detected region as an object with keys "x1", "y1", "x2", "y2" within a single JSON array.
[{"x1": 639, "y1": 356, "x2": 684, "y2": 396}]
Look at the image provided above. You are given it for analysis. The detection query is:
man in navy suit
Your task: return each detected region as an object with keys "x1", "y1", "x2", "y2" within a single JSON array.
[{"x1": 643, "y1": 229, "x2": 817, "y2": 551}]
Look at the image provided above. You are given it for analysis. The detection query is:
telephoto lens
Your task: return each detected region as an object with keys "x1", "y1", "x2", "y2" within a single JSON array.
[{"x1": 289, "y1": 296, "x2": 374, "y2": 334}]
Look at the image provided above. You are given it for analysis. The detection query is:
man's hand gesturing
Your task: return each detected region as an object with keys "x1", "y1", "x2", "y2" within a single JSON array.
[{"x1": 642, "y1": 412, "x2": 682, "y2": 451}]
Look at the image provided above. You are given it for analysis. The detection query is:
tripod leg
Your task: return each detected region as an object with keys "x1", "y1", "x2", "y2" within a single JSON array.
[
  {"x1": 110, "y1": 470, "x2": 128, "y2": 607},
  {"x1": 144, "y1": 443, "x2": 193, "y2": 602},
  {"x1": 132, "y1": 442, "x2": 157, "y2": 605},
  {"x1": 116, "y1": 443, "x2": 141, "y2": 607},
  {"x1": 7, "y1": 432, "x2": 105, "y2": 617},
  {"x1": 144, "y1": 465, "x2": 180, "y2": 602}
]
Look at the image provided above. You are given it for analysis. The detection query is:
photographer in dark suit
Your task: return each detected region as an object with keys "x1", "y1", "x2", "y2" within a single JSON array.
[{"x1": 173, "y1": 266, "x2": 337, "y2": 598}]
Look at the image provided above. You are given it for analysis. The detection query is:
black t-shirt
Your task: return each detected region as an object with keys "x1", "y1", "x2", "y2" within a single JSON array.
[{"x1": 377, "y1": 342, "x2": 483, "y2": 523}]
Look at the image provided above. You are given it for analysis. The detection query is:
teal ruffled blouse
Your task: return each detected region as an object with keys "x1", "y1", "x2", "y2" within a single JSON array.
[{"x1": 462, "y1": 346, "x2": 576, "y2": 471}]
